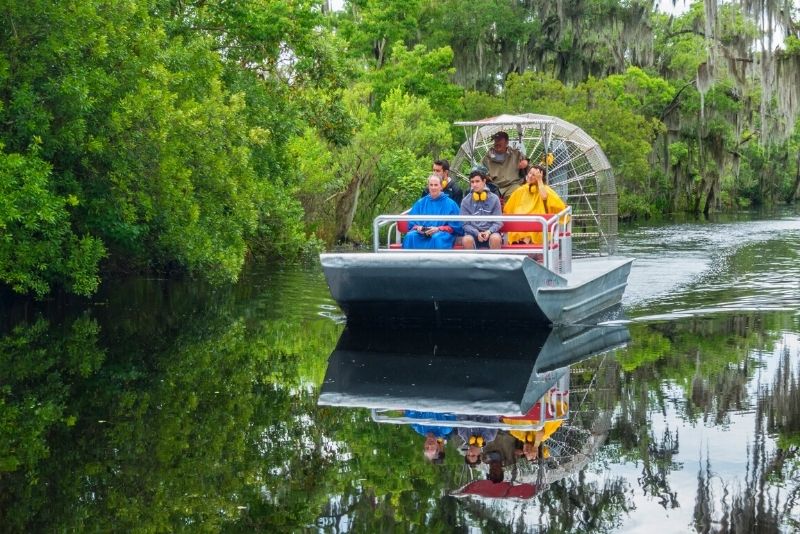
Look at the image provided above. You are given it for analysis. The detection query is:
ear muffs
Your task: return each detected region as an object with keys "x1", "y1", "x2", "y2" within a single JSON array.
[
  {"x1": 468, "y1": 435, "x2": 485, "y2": 447},
  {"x1": 441, "y1": 179, "x2": 448, "y2": 189},
  {"x1": 472, "y1": 191, "x2": 487, "y2": 202}
]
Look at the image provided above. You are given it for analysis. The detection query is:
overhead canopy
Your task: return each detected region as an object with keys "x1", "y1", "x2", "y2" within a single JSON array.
[{"x1": 453, "y1": 114, "x2": 553, "y2": 127}]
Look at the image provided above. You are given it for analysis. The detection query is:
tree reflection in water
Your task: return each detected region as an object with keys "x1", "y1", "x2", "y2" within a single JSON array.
[
  {"x1": 689, "y1": 339, "x2": 800, "y2": 534},
  {"x1": 1, "y1": 270, "x2": 799, "y2": 531}
]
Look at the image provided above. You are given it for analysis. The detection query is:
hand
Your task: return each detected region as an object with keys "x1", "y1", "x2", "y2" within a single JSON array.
[
  {"x1": 478, "y1": 231, "x2": 488, "y2": 242},
  {"x1": 426, "y1": 227, "x2": 439, "y2": 236},
  {"x1": 519, "y1": 158, "x2": 529, "y2": 169}
]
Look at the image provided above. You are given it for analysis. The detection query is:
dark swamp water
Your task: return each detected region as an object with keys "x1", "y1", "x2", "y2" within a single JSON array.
[{"x1": 1, "y1": 210, "x2": 799, "y2": 533}]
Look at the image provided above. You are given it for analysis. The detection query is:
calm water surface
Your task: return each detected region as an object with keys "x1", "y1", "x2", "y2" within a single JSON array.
[{"x1": 1, "y1": 210, "x2": 799, "y2": 533}]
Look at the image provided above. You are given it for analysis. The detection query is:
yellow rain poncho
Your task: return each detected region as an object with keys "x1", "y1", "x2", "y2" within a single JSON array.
[{"x1": 502, "y1": 183, "x2": 566, "y2": 245}]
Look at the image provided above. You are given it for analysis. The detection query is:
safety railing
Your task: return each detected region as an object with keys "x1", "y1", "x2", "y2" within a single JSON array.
[
  {"x1": 372, "y1": 206, "x2": 573, "y2": 273},
  {"x1": 371, "y1": 410, "x2": 566, "y2": 431}
]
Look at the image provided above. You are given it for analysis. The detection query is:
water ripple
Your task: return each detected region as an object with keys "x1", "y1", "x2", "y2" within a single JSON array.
[{"x1": 621, "y1": 214, "x2": 800, "y2": 319}]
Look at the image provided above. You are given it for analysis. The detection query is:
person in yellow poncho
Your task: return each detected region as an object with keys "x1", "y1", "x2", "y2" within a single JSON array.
[
  {"x1": 503, "y1": 396, "x2": 569, "y2": 460},
  {"x1": 510, "y1": 421, "x2": 562, "y2": 460},
  {"x1": 502, "y1": 164, "x2": 566, "y2": 245}
]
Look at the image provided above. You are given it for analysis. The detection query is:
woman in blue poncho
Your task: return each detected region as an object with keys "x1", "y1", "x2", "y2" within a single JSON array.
[{"x1": 403, "y1": 174, "x2": 462, "y2": 249}]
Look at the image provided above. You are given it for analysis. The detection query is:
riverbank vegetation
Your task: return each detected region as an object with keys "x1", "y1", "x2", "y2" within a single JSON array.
[{"x1": 1, "y1": 0, "x2": 799, "y2": 295}]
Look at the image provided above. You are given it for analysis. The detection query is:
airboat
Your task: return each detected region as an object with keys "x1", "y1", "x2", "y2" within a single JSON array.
[
  {"x1": 320, "y1": 114, "x2": 633, "y2": 327},
  {"x1": 318, "y1": 322, "x2": 629, "y2": 498}
]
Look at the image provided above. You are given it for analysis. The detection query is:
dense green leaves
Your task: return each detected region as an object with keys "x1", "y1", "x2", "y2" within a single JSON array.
[
  {"x1": 0, "y1": 145, "x2": 104, "y2": 296},
  {"x1": 1, "y1": 0, "x2": 798, "y2": 295}
]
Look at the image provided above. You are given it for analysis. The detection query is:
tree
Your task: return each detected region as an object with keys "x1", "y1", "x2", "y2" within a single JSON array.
[{"x1": 0, "y1": 145, "x2": 104, "y2": 296}]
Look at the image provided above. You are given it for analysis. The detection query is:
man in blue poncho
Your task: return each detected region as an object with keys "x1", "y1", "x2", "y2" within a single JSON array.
[{"x1": 403, "y1": 174, "x2": 462, "y2": 249}]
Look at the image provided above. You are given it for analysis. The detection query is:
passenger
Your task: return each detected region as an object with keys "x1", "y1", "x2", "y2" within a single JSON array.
[
  {"x1": 471, "y1": 164, "x2": 500, "y2": 198},
  {"x1": 460, "y1": 167, "x2": 502, "y2": 250},
  {"x1": 422, "y1": 159, "x2": 464, "y2": 206},
  {"x1": 405, "y1": 409, "x2": 455, "y2": 464},
  {"x1": 454, "y1": 416, "x2": 500, "y2": 466},
  {"x1": 403, "y1": 174, "x2": 462, "y2": 249},
  {"x1": 423, "y1": 433, "x2": 448, "y2": 464},
  {"x1": 482, "y1": 131, "x2": 529, "y2": 198},
  {"x1": 503, "y1": 164, "x2": 566, "y2": 245},
  {"x1": 511, "y1": 421, "x2": 562, "y2": 461}
]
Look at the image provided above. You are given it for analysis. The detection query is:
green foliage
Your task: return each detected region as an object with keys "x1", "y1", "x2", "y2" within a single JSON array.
[
  {"x1": 604, "y1": 67, "x2": 676, "y2": 119},
  {"x1": 503, "y1": 72, "x2": 660, "y2": 218},
  {"x1": 0, "y1": 316, "x2": 105, "y2": 474},
  {"x1": 337, "y1": 0, "x2": 424, "y2": 67},
  {"x1": 348, "y1": 89, "x2": 453, "y2": 237},
  {"x1": 368, "y1": 42, "x2": 463, "y2": 120},
  {"x1": 0, "y1": 145, "x2": 104, "y2": 296},
  {"x1": 784, "y1": 36, "x2": 800, "y2": 56},
  {"x1": 0, "y1": 0, "x2": 343, "y2": 295},
  {"x1": 98, "y1": 80, "x2": 260, "y2": 281}
]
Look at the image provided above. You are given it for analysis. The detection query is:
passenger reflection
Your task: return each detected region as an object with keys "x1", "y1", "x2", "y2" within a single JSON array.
[
  {"x1": 504, "y1": 384, "x2": 570, "y2": 463},
  {"x1": 453, "y1": 415, "x2": 499, "y2": 467},
  {"x1": 404, "y1": 410, "x2": 455, "y2": 464}
]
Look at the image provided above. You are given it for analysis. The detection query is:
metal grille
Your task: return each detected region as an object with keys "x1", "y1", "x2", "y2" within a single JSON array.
[{"x1": 452, "y1": 114, "x2": 618, "y2": 256}]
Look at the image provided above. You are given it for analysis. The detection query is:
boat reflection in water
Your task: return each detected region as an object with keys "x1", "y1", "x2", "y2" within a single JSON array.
[{"x1": 318, "y1": 320, "x2": 630, "y2": 503}]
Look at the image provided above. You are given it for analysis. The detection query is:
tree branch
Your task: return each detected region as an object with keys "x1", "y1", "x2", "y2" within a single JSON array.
[{"x1": 660, "y1": 80, "x2": 697, "y2": 120}]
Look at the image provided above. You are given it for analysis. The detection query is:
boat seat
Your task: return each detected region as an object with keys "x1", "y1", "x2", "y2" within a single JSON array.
[
  {"x1": 391, "y1": 215, "x2": 560, "y2": 250},
  {"x1": 497, "y1": 215, "x2": 557, "y2": 233}
]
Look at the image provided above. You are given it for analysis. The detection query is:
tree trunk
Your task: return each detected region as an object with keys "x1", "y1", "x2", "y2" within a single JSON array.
[
  {"x1": 790, "y1": 151, "x2": 800, "y2": 204},
  {"x1": 374, "y1": 37, "x2": 386, "y2": 68},
  {"x1": 334, "y1": 173, "x2": 364, "y2": 243},
  {"x1": 702, "y1": 174, "x2": 716, "y2": 216},
  {"x1": 699, "y1": 168, "x2": 719, "y2": 216},
  {"x1": 692, "y1": 172, "x2": 703, "y2": 215}
]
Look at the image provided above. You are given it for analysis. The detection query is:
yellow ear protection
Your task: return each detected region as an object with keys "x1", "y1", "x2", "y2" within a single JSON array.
[
  {"x1": 468, "y1": 435, "x2": 485, "y2": 447},
  {"x1": 539, "y1": 152, "x2": 555, "y2": 167},
  {"x1": 436, "y1": 437, "x2": 444, "y2": 444},
  {"x1": 472, "y1": 191, "x2": 487, "y2": 202},
  {"x1": 441, "y1": 179, "x2": 448, "y2": 189}
]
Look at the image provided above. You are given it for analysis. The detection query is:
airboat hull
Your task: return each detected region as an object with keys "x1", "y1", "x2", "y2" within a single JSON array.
[
  {"x1": 320, "y1": 252, "x2": 632, "y2": 327},
  {"x1": 317, "y1": 323, "x2": 630, "y2": 415}
]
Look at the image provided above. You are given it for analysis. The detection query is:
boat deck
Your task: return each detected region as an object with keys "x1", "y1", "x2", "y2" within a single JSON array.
[{"x1": 563, "y1": 256, "x2": 632, "y2": 287}]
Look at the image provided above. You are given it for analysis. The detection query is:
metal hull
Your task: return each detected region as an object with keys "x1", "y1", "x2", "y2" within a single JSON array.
[
  {"x1": 317, "y1": 324, "x2": 630, "y2": 415},
  {"x1": 320, "y1": 252, "x2": 632, "y2": 327}
]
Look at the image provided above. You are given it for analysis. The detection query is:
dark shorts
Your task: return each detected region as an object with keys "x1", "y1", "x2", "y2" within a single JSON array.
[{"x1": 471, "y1": 232, "x2": 500, "y2": 248}]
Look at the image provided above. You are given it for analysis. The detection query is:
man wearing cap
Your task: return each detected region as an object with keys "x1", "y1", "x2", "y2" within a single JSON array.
[
  {"x1": 422, "y1": 159, "x2": 463, "y2": 205},
  {"x1": 460, "y1": 167, "x2": 502, "y2": 249},
  {"x1": 481, "y1": 131, "x2": 529, "y2": 198}
]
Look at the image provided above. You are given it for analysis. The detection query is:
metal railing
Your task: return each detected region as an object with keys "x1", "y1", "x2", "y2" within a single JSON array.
[{"x1": 372, "y1": 206, "x2": 573, "y2": 273}]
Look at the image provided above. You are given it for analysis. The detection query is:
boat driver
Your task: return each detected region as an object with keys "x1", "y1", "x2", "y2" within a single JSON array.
[{"x1": 481, "y1": 131, "x2": 529, "y2": 198}]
